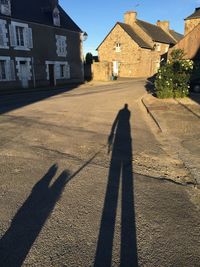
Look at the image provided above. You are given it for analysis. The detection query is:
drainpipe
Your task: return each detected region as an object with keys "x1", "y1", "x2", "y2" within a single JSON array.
[{"x1": 32, "y1": 57, "x2": 36, "y2": 88}]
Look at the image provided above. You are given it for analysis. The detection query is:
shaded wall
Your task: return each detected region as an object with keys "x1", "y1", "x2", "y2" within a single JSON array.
[{"x1": 170, "y1": 24, "x2": 200, "y2": 60}]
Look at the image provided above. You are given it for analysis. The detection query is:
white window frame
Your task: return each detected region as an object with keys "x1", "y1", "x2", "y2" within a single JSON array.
[
  {"x1": 53, "y1": 7, "x2": 60, "y2": 27},
  {"x1": 45, "y1": 61, "x2": 70, "y2": 81},
  {"x1": 115, "y1": 43, "x2": 121, "y2": 52},
  {"x1": 155, "y1": 43, "x2": 161, "y2": 52},
  {"x1": 15, "y1": 57, "x2": 32, "y2": 81},
  {"x1": 0, "y1": 57, "x2": 7, "y2": 80},
  {"x1": 60, "y1": 64, "x2": 65, "y2": 78},
  {"x1": 0, "y1": 19, "x2": 8, "y2": 49},
  {"x1": 0, "y1": 56, "x2": 15, "y2": 81},
  {"x1": 9, "y1": 21, "x2": 33, "y2": 51},
  {"x1": 0, "y1": 0, "x2": 11, "y2": 16},
  {"x1": 55, "y1": 35, "x2": 67, "y2": 57}
]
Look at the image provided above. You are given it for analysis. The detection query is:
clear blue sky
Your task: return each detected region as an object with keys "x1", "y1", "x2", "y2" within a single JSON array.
[{"x1": 60, "y1": 0, "x2": 200, "y2": 55}]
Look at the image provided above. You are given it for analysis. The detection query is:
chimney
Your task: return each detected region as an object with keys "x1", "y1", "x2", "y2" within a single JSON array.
[
  {"x1": 124, "y1": 11, "x2": 137, "y2": 27},
  {"x1": 195, "y1": 7, "x2": 200, "y2": 12},
  {"x1": 157, "y1": 20, "x2": 170, "y2": 32},
  {"x1": 51, "y1": 0, "x2": 58, "y2": 9}
]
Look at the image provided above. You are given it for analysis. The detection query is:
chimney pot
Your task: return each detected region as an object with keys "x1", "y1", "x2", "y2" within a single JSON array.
[
  {"x1": 124, "y1": 11, "x2": 137, "y2": 27},
  {"x1": 157, "y1": 20, "x2": 170, "y2": 32}
]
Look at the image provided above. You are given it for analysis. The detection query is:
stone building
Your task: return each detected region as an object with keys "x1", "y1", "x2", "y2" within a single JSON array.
[
  {"x1": 170, "y1": 7, "x2": 200, "y2": 61},
  {"x1": 93, "y1": 11, "x2": 182, "y2": 80},
  {"x1": 0, "y1": 0, "x2": 85, "y2": 90}
]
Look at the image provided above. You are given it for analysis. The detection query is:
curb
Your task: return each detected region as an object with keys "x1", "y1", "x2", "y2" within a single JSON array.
[
  {"x1": 141, "y1": 97, "x2": 163, "y2": 132},
  {"x1": 175, "y1": 99, "x2": 200, "y2": 119}
]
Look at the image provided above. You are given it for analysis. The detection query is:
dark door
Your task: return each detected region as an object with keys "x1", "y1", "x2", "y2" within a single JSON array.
[{"x1": 49, "y1": 64, "x2": 55, "y2": 86}]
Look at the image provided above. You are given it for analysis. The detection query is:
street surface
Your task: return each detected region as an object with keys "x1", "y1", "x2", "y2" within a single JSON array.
[{"x1": 0, "y1": 79, "x2": 200, "y2": 266}]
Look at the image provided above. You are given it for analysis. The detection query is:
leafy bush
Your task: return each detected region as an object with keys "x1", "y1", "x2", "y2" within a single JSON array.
[
  {"x1": 85, "y1": 52, "x2": 93, "y2": 65},
  {"x1": 155, "y1": 49, "x2": 194, "y2": 98}
]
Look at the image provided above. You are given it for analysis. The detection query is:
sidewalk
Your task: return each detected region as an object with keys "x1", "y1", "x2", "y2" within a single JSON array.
[{"x1": 142, "y1": 93, "x2": 200, "y2": 186}]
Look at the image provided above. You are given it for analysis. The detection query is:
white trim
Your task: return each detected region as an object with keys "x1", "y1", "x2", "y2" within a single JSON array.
[
  {"x1": 53, "y1": 7, "x2": 60, "y2": 27},
  {"x1": 0, "y1": 56, "x2": 15, "y2": 81},
  {"x1": 0, "y1": 19, "x2": 8, "y2": 48},
  {"x1": 0, "y1": 0, "x2": 11, "y2": 16},
  {"x1": 10, "y1": 21, "x2": 32, "y2": 51},
  {"x1": 0, "y1": 56, "x2": 10, "y2": 61},
  {"x1": 115, "y1": 43, "x2": 121, "y2": 52},
  {"x1": 11, "y1": 21, "x2": 29, "y2": 28},
  {"x1": 15, "y1": 57, "x2": 31, "y2": 62},
  {"x1": 15, "y1": 57, "x2": 32, "y2": 81},
  {"x1": 45, "y1": 60, "x2": 70, "y2": 80},
  {"x1": 55, "y1": 35, "x2": 67, "y2": 57}
]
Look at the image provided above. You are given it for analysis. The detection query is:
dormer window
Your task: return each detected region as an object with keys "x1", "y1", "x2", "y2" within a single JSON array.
[
  {"x1": 0, "y1": 0, "x2": 11, "y2": 16},
  {"x1": 115, "y1": 43, "x2": 121, "y2": 52},
  {"x1": 53, "y1": 7, "x2": 60, "y2": 27}
]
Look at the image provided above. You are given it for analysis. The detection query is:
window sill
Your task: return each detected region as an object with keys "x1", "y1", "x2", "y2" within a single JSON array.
[
  {"x1": 0, "y1": 46, "x2": 9, "y2": 49},
  {"x1": 0, "y1": 79, "x2": 14, "y2": 82},
  {"x1": 14, "y1": 46, "x2": 30, "y2": 51}
]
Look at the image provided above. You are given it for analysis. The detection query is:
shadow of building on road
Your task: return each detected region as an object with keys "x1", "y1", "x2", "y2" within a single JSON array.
[
  {"x1": 0, "y1": 164, "x2": 70, "y2": 267},
  {"x1": 0, "y1": 84, "x2": 80, "y2": 115},
  {"x1": 94, "y1": 104, "x2": 138, "y2": 267}
]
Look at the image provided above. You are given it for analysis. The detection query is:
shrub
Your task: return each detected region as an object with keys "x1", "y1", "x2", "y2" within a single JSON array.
[{"x1": 155, "y1": 49, "x2": 194, "y2": 98}]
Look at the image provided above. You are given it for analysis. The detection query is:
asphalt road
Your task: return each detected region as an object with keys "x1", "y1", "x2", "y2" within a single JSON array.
[{"x1": 0, "y1": 80, "x2": 200, "y2": 266}]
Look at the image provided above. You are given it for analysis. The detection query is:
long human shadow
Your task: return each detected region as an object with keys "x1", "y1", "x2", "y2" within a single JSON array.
[
  {"x1": 0, "y1": 164, "x2": 70, "y2": 267},
  {"x1": 94, "y1": 104, "x2": 138, "y2": 267}
]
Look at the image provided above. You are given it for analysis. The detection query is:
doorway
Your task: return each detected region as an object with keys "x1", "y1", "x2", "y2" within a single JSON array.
[
  {"x1": 49, "y1": 64, "x2": 55, "y2": 86},
  {"x1": 113, "y1": 61, "x2": 119, "y2": 76},
  {"x1": 20, "y1": 61, "x2": 29, "y2": 88}
]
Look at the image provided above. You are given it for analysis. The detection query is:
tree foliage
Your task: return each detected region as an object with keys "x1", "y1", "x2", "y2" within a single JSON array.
[
  {"x1": 85, "y1": 52, "x2": 93, "y2": 65},
  {"x1": 155, "y1": 49, "x2": 194, "y2": 98}
]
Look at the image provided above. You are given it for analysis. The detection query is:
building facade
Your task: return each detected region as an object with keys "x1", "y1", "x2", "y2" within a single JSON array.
[
  {"x1": 170, "y1": 7, "x2": 200, "y2": 61},
  {"x1": 0, "y1": 0, "x2": 84, "y2": 90},
  {"x1": 94, "y1": 11, "x2": 182, "y2": 79}
]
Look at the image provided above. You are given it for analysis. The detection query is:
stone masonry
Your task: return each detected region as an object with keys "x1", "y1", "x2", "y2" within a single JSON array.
[{"x1": 94, "y1": 11, "x2": 178, "y2": 80}]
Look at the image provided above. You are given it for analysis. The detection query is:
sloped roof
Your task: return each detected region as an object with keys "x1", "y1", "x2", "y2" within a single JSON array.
[
  {"x1": 136, "y1": 19, "x2": 176, "y2": 44},
  {"x1": 96, "y1": 22, "x2": 152, "y2": 50},
  {"x1": 185, "y1": 7, "x2": 200, "y2": 20},
  {"x1": 118, "y1": 22, "x2": 152, "y2": 49},
  {"x1": 2, "y1": 0, "x2": 82, "y2": 32},
  {"x1": 169, "y1": 30, "x2": 183, "y2": 42}
]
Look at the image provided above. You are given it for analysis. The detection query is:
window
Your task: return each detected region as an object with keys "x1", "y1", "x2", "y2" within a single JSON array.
[
  {"x1": 53, "y1": 7, "x2": 60, "y2": 27},
  {"x1": 0, "y1": 56, "x2": 15, "y2": 81},
  {"x1": 115, "y1": 43, "x2": 121, "y2": 52},
  {"x1": 56, "y1": 35, "x2": 67, "y2": 57},
  {"x1": 0, "y1": 19, "x2": 8, "y2": 48},
  {"x1": 45, "y1": 61, "x2": 70, "y2": 81},
  {"x1": 0, "y1": 60, "x2": 6, "y2": 80},
  {"x1": 60, "y1": 64, "x2": 65, "y2": 78},
  {"x1": 0, "y1": 0, "x2": 11, "y2": 16},
  {"x1": 154, "y1": 43, "x2": 161, "y2": 52},
  {"x1": 9, "y1": 22, "x2": 33, "y2": 50},
  {"x1": 16, "y1": 26, "x2": 24, "y2": 46}
]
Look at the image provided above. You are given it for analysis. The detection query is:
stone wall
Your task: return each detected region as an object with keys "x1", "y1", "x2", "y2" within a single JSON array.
[
  {"x1": 170, "y1": 24, "x2": 200, "y2": 60},
  {"x1": 92, "y1": 62, "x2": 112, "y2": 81},
  {"x1": 97, "y1": 24, "x2": 170, "y2": 78},
  {"x1": 184, "y1": 18, "x2": 200, "y2": 35}
]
